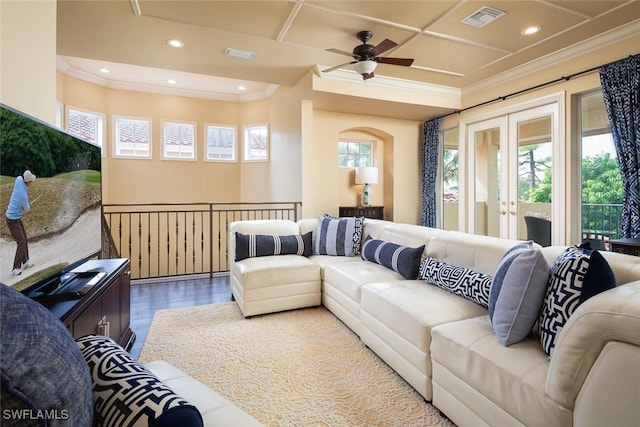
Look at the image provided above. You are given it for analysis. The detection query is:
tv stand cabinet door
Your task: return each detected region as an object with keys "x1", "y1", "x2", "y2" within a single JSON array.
[{"x1": 61, "y1": 259, "x2": 135, "y2": 350}]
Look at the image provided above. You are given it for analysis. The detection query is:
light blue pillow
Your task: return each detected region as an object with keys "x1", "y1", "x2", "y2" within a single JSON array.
[
  {"x1": 491, "y1": 248, "x2": 550, "y2": 346},
  {"x1": 489, "y1": 242, "x2": 533, "y2": 320}
]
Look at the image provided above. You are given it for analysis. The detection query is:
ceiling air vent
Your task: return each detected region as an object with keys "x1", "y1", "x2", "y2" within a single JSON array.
[{"x1": 461, "y1": 6, "x2": 505, "y2": 27}]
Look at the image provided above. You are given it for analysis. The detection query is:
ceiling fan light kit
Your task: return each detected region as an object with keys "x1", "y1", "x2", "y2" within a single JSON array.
[
  {"x1": 324, "y1": 30, "x2": 414, "y2": 80},
  {"x1": 354, "y1": 60, "x2": 377, "y2": 76}
]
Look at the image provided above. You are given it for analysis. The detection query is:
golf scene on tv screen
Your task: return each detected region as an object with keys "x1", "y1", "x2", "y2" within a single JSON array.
[{"x1": 0, "y1": 104, "x2": 102, "y2": 290}]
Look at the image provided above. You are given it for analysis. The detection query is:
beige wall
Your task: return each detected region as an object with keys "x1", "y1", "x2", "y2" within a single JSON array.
[
  {"x1": 0, "y1": 0, "x2": 57, "y2": 123},
  {"x1": 305, "y1": 110, "x2": 422, "y2": 223}
]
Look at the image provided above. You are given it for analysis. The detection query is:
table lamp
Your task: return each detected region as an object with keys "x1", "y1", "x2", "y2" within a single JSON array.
[{"x1": 355, "y1": 166, "x2": 378, "y2": 207}]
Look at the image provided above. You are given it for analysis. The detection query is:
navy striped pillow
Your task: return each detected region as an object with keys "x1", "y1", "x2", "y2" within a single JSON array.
[
  {"x1": 235, "y1": 231, "x2": 312, "y2": 261},
  {"x1": 315, "y1": 215, "x2": 364, "y2": 256},
  {"x1": 361, "y1": 236, "x2": 425, "y2": 279}
]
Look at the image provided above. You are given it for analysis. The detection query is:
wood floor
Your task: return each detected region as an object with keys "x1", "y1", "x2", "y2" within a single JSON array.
[{"x1": 129, "y1": 274, "x2": 233, "y2": 359}]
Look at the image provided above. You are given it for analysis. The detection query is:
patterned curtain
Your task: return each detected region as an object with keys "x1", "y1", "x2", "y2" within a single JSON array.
[
  {"x1": 422, "y1": 119, "x2": 440, "y2": 227},
  {"x1": 599, "y1": 55, "x2": 640, "y2": 238}
]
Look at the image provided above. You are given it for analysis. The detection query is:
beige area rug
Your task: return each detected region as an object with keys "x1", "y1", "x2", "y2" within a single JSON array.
[{"x1": 139, "y1": 302, "x2": 455, "y2": 427}]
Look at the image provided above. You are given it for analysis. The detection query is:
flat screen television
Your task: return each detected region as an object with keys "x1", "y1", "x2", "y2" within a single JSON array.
[{"x1": 0, "y1": 103, "x2": 102, "y2": 296}]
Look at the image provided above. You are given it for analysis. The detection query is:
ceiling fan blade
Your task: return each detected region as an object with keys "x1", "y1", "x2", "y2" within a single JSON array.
[
  {"x1": 362, "y1": 72, "x2": 375, "y2": 80},
  {"x1": 322, "y1": 61, "x2": 356, "y2": 73},
  {"x1": 373, "y1": 38, "x2": 397, "y2": 56},
  {"x1": 377, "y1": 57, "x2": 414, "y2": 66},
  {"x1": 326, "y1": 48, "x2": 355, "y2": 57}
]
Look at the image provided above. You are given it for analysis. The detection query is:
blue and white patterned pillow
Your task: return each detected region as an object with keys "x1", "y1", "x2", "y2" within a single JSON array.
[
  {"x1": 361, "y1": 236, "x2": 425, "y2": 279},
  {"x1": 420, "y1": 257, "x2": 493, "y2": 308},
  {"x1": 235, "y1": 231, "x2": 312, "y2": 261},
  {"x1": 538, "y1": 244, "x2": 615, "y2": 358},
  {"x1": 315, "y1": 215, "x2": 364, "y2": 256},
  {"x1": 76, "y1": 335, "x2": 203, "y2": 427}
]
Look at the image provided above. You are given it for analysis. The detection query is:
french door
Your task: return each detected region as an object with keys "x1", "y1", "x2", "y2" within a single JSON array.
[{"x1": 466, "y1": 101, "x2": 561, "y2": 243}]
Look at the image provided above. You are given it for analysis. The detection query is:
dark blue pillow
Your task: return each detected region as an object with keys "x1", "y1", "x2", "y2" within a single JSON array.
[
  {"x1": 235, "y1": 231, "x2": 312, "y2": 261},
  {"x1": 539, "y1": 243, "x2": 616, "y2": 358},
  {"x1": 76, "y1": 334, "x2": 203, "y2": 427},
  {"x1": 361, "y1": 235, "x2": 425, "y2": 279},
  {"x1": 0, "y1": 285, "x2": 93, "y2": 426}
]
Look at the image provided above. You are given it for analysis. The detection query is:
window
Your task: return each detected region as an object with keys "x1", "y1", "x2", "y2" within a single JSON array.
[
  {"x1": 205, "y1": 124, "x2": 236, "y2": 161},
  {"x1": 338, "y1": 140, "x2": 373, "y2": 167},
  {"x1": 66, "y1": 107, "x2": 104, "y2": 149},
  {"x1": 243, "y1": 124, "x2": 268, "y2": 161},
  {"x1": 114, "y1": 116, "x2": 152, "y2": 158},
  {"x1": 441, "y1": 128, "x2": 459, "y2": 231},
  {"x1": 162, "y1": 120, "x2": 196, "y2": 160},
  {"x1": 579, "y1": 90, "x2": 622, "y2": 248}
]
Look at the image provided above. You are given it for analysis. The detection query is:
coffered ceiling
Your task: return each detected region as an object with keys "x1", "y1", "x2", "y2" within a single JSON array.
[{"x1": 56, "y1": 1, "x2": 640, "y2": 117}]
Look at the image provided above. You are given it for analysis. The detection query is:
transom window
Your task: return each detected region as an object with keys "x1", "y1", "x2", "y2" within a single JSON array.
[
  {"x1": 206, "y1": 124, "x2": 236, "y2": 162},
  {"x1": 113, "y1": 116, "x2": 152, "y2": 159},
  {"x1": 243, "y1": 124, "x2": 268, "y2": 162},
  {"x1": 338, "y1": 140, "x2": 373, "y2": 167},
  {"x1": 162, "y1": 120, "x2": 196, "y2": 160}
]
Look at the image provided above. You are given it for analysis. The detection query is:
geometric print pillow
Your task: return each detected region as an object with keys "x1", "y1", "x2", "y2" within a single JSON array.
[
  {"x1": 235, "y1": 231, "x2": 312, "y2": 261},
  {"x1": 76, "y1": 335, "x2": 203, "y2": 427},
  {"x1": 419, "y1": 257, "x2": 493, "y2": 308},
  {"x1": 538, "y1": 244, "x2": 616, "y2": 358},
  {"x1": 315, "y1": 215, "x2": 365, "y2": 256}
]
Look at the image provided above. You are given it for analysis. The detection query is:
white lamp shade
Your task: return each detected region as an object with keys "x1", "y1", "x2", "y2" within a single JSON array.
[
  {"x1": 355, "y1": 166, "x2": 378, "y2": 184},
  {"x1": 354, "y1": 60, "x2": 377, "y2": 75}
]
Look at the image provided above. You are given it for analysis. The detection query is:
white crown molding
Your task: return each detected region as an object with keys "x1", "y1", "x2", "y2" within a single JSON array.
[
  {"x1": 463, "y1": 19, "x2": 640, "y2": 98},
  {"x1": 56, "y1": 57, "x2": 278, "y2": 103}
]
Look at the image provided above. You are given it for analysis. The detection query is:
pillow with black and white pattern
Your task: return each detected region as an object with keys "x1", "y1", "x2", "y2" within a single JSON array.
[
  {"x1": 538, "y1": 243, "x2": 615, "y2": 358},
  {"x1": 76, "y1": 335, "x2": 203, "y2": 427},
  {"x1": 419, "y1": 257, "x2": 493, "y2": 308}
]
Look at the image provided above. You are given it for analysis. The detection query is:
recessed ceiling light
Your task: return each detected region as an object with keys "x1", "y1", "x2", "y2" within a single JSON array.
[
  {"x1": 168, "y1": 79, "x2": 177, "y2": 84},
  {"x1": 237, "y1": 85, "x2": 246, "y2": 91},
  {"x1": 166, "y1": 39, "x2": 184, "y2": 48},
  {"x1": 522, "y1": 26, "x2": 541, "y2": 36},
  {"x1": 225, "y1": 47, "x2": 255, "y2": 60},
  {"x1": 99, "y1": 68, "x2": 110, "y2": 74}
]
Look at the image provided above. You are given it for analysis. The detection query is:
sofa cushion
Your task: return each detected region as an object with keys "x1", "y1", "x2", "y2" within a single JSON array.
[
  {"x1": 420, "y1": 258, "x2": 493, "y2": 308},
  {"x1": 235, "y1": 231, "x2": 312, "y2": 261},
  {"x1": 361, "y1": 235, "x2": 425, "y2": 279},
  {"x1": 491, "y1": 248, "x2": 550, "y2": 346},
  {"x1": 539, "y1": 244, "x2": 616, "y2": 357},
  {"x1": 76, "y1": 334, "x2": 203, "y2": 427},
  {"x1": 0, "y1": 285, "x2": 93, "y2": 427},
  {"x1": 488, "y1": 242, "x2": 534, "y2": 319},
  {"x1": 315, "y1": 215, "x2": 364, "y2": 256}
]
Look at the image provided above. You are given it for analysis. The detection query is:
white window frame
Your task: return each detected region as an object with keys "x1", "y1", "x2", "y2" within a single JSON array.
[
  {"x1": 162, "y1": 119, "x2": 196, "y2": 161},
  {"x1": 204, "y1": 123, "x2": 237, "y2": 162},
  {"x1": 113, "y1": 115, "x2": 153, "y2": 159},
  {"x1": 66, "y1": 106, "x2": 104, "y2": 154},
  {"x1": 55, "y1": 101, "x2": 64, "y2": 129},
  {"x1": 243, "y1": 123, "x2": 269, "y2": 162},
  {"x1": 338, "y1": 139, "x2": 374, "y2": 168}
]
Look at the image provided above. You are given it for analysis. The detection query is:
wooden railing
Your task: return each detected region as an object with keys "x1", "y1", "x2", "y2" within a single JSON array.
[{"x1": 102, "y1": 202, "x2": 301, "y2": 280}]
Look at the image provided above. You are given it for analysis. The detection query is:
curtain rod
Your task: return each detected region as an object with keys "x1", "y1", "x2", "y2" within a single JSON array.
[{"x1": 431, "y1": 53, "x2": 640, "y2": 122}]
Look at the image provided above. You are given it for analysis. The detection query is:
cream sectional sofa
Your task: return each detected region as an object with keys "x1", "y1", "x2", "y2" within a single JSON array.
[{"x1": 229, "y1": 218, "x2": 640, "y2": 427}]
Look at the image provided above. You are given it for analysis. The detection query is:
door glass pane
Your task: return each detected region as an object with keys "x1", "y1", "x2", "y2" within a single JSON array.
[
  {"x1": 517, "y1": 116, "x2": 552, "y2": 244},
  {"x1": 442, "y1": 128, "x2": 458, "y2": 231},
  {"x1": 475, "y1": 127, "x2": 501, "y2": 237},
  {"x1": 580, "y1": 91, "x2": 622, "y2": 250}
]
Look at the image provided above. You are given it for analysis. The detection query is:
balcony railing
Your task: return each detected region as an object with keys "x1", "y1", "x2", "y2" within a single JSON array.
[
  {"x1": 581, "y1": 203, "x2": 623, "y2": 250},
  {"x1": 102, "y1": 202, "x2": 301, "y2": 280}
]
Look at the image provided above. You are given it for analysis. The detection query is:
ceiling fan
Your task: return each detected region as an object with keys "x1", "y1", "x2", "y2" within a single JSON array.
[{"x1": 323, "y1": 30, "x2": 414, "y2": 80}]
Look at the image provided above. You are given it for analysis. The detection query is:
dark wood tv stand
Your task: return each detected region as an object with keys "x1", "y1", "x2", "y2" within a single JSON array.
[{"x1": 46, "y1": 258, "x2": 135, "y2": 351}]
